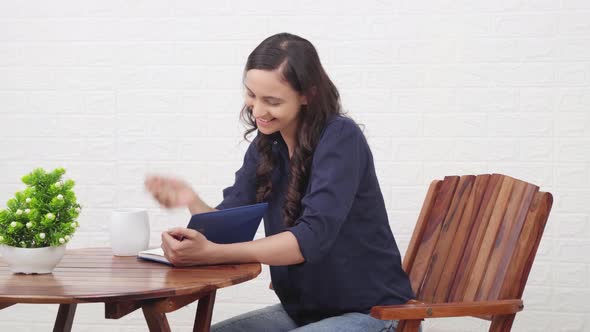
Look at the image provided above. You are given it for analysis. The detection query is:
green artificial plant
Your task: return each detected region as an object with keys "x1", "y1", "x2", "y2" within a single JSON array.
[{"x1": 0, "y1": 168, "x2": 81, "y2": 248}]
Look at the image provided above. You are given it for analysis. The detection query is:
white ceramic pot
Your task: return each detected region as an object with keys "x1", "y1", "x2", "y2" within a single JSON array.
[{"x1": 0, "y1": 245, "x2": 66, "y2": 274}]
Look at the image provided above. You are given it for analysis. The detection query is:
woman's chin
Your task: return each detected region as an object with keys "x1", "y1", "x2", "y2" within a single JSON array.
[{"x1": 257, "y1": 126, "x2": 278, "y2": 135}]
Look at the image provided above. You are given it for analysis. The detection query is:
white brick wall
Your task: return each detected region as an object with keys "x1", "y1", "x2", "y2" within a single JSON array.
[{"x1": 0, "y1": 1, "x2": 588, "y2": 331}]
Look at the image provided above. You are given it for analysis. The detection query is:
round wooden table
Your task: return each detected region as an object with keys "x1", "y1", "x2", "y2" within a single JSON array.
[{"x1": 0, "y1": 247, "x2": 261, "y2": 331}]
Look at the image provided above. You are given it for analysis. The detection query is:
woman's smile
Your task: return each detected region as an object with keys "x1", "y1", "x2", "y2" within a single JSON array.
[{"x1": 256, "y1": 117, "x2": 276, "y2": 127}]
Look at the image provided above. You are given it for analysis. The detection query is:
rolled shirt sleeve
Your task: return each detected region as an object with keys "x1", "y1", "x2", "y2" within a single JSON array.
[
  {"x1": 215, "y1": 135, "x2": 259, "y2": 210},
  {"x1": 287, "y1": 119, "x2": 364, "y2": 264}
]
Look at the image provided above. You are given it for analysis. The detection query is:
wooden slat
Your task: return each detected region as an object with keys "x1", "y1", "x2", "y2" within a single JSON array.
[
  {"x1": 448, "y1": 174, "x2": 504, "y2": 302},
  {"x1": 370, "y1": 299, "x2": 523, "y2": 320},
  {"x1": 409, "y1": 176, "x2": 459, "y2": 296},
  {"x1": 463, "y1": 176, "x2": 515, "y2": 301},
  {"x1": 477, "y1": 181, "x2": 538, "y2": 301},
  {"x1": 432, "y1": 174, "x2": 490, "y2": 303},
  {"x1": 420, "y1": 175, "x2": 475, "y2": 303},
  {"x1": 403, "y1": 180, "x2": 442, "y2": 273},
  {"x1": 474, "y1": 180, "x2": 527, "y2": 300},
  {"x1": 497, "y1": 192, "x2": 553, "y2": 301}
]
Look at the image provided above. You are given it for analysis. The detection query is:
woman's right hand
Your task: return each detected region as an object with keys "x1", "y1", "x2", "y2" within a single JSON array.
[{"x1": 144, "y1": 175, "x2": 198, "y2": 209}]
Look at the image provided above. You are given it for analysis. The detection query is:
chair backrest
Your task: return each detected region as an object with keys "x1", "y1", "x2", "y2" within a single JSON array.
[{"x1": 403, "y1": 174, "x2": 552, "y2": 305}]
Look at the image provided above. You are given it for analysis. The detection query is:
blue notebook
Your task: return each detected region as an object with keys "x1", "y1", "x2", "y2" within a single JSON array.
[
  {"x1": 187, "y1": 202, "x2": 267, "y2": 244},
  {"x1": 137, "y1": 202, "x2": 268, "y2": 265}
]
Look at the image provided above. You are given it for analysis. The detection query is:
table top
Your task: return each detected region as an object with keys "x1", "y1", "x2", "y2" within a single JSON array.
[{"x1": 0, "y1": 247, "x2": 261, "y2": 304}]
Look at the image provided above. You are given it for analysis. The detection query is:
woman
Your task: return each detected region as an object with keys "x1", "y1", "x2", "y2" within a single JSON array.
[{"x1": 145, "y1": 33, "x2": 415, "y2": 332}]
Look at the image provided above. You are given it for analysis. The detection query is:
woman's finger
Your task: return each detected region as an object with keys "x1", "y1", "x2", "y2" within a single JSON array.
[
  {"x1": 170, "y1": 190, "x2": 178, "y2": 204},
  {"x1": 161, "y1": 192, "x2": 172, "y2": 207},
  {"x1": 154, "y1": 191, "x2": 165, "y2": 205},
  {"x1": 148, "y1": 176, "x2": 164, "y2": 195},
  {"x1": 161, "y1": 241, "x2": 174, "y2": 264},
  {"x1": 167, "y1": 227, "x2": 199, "y2": 241},
  {"x1": 163, "y1": 232, "x2": 182, "y2": 251},
  {"x1": 161, "y1": 232, "x2": 175, "y2": 253},
  {"x1": 148, "y1": 175, "x2": 159, "y2": 187}
]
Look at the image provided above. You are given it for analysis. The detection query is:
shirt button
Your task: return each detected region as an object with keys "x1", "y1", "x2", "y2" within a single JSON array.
[{"x1": 273, "y1": 141, "x2": 278, "y2": 145}]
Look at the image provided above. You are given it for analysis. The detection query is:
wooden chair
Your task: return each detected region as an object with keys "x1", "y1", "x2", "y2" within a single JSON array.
[{"x1": 370, "y1": 174, "x2": 553, "y2": 332}]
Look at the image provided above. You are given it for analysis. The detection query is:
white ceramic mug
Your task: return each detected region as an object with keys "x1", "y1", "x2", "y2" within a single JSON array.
[{"x1": 110, "y1": 208, "x2": 150, "y2": 256}]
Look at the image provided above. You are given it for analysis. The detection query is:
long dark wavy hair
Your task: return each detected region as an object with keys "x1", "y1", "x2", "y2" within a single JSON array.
[{"x1": 240, "y1": 33, "x2": 346, "y2": 227}]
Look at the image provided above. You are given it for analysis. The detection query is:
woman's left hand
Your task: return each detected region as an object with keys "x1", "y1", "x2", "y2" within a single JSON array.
[{"x1": 161, "y1": 227, "x2": 216, "y2": 267}]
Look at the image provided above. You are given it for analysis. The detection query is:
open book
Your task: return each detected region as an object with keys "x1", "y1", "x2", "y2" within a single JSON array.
[
  {"x1": 138, "y1": 247, "x2": 170, "y2": 265},
  {"x1": 137, "y1": 202, "x2": 268, "y2": 265}
]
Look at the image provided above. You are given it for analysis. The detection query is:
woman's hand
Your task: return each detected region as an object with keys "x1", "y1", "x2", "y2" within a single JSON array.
[
  {"x1": 160, "y1": 227, "x2": 216, "y2": 267},
  {"x1": 144, "y1": 175, "x2": 216, "y2": 214},
  {"x1": 144, "y1": 175, "x2": 198, "y2": 209}
]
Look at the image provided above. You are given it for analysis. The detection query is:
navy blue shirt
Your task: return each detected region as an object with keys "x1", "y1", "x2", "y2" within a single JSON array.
[{"x1": 216, "y1": 115, "x2": 414, "y2": 325}]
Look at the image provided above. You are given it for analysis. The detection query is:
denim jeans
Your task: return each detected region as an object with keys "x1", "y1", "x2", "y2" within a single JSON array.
[{"x1": 210, "y1": 303, "x2": 401, "y2": 332}]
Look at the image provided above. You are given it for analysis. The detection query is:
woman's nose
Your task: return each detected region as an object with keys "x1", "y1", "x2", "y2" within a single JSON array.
[{"x1": 250, "y1": 102, "x2": 266, "y2": 118}]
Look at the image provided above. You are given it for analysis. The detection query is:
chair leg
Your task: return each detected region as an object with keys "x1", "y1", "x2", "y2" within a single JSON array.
[
  {"x1": 397, "y1": 319, "x2": 422, "y2": 332},
  {"x1": 142, "y1": 306, "x2": 171, "y2": 332},
  {"x1": 489, "y1": 314, "x2": 515, "y2": 332},
  {"x1": 193, "y1": 290, "x2": 217, "y2": 332},
  {"x1": 53, "y1": 304, "x2": 77, "y2": 332}
]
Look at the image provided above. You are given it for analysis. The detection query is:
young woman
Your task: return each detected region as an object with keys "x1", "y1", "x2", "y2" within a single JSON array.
[{"x1": 145, "y1": 33, "x2": 415, "y2": 332}]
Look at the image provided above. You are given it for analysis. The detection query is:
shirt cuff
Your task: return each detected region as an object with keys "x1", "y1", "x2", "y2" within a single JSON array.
[{"x1": 287, "y1": 222, "x2": 321, "y2": 264}]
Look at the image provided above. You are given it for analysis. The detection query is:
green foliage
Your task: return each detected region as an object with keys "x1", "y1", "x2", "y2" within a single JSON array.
[{"x1": 0, "y1": 168, "x2": 81, "y2": 248}]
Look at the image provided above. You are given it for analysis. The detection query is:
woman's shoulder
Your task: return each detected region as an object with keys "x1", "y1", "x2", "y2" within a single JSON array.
[
  {"x1": 311, "y1": 114, "x2": 369, "y2": 159},
  {"x1": 311, "y1": 114, "x2": 370, "y2": 171},
  {"x1": 323, "y1": 114, "x2": 364, "y2": 140}
]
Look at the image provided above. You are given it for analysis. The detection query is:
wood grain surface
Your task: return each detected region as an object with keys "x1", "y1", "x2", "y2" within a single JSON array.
[
  {"x1": 0, "y1": 247, "x2": 261, "y2": 304},
  {"x1": 0, "y1": 247, "x2": 261, "y2": 332},
  {"x1": 371, "y1": 174, "x2": 552, "y2": 332}
]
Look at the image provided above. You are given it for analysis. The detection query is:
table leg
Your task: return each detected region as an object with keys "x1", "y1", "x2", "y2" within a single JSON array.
[
  {"x1": 53, "y1": 304, "x2": 77, "y2": 332},
  {"x1": 193, "y1": 290, "x2": 216, "y2": 332},
  {"x1": 143, "y1": 306, "x2": 171, "y2": 332}
]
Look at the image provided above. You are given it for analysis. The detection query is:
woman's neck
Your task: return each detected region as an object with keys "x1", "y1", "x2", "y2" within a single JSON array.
[
  {"x1": 279, "y1": 131, "x2": 296, "y2": 160},
  {"x1": 282, "y1": 135, "x2": 295, "y2": 159},
  {"x1": 279, "y1": 119, "x2": 300, "y2": 160}
]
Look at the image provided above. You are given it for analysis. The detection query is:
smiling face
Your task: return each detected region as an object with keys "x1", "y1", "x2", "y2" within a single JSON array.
[{"x1": 244, "y1": 68, "x2": 307, "y2": 139}]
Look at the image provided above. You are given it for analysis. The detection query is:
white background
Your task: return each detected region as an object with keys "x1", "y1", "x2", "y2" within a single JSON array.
[{"x1": 0, "y1": 1, "x2": 589, "y2": 331}]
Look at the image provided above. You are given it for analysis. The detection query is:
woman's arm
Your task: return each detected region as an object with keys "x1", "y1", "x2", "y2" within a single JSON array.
[
  {"x1": 188, "y1": 195, "x2": 217, "y2": 215},
  {"x1": 215, "y1": 231, "x2": 304, "y2": 265},
  {"x1": 161, "y1": 227, "x2": 304, "y2": 267}
]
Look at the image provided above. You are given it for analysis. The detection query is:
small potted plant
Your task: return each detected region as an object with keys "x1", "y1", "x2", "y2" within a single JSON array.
[{"x1": 0, "y1": 168, "x2": 81, "y2": 274}]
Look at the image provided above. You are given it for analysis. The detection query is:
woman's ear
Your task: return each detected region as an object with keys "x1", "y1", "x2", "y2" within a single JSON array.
[
  {"x1": 300, "y1": 86, "x2": 317, "y2": 106},
  {"x1": 300, "y1": 95, "x2": 308, "y2": 106}
]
